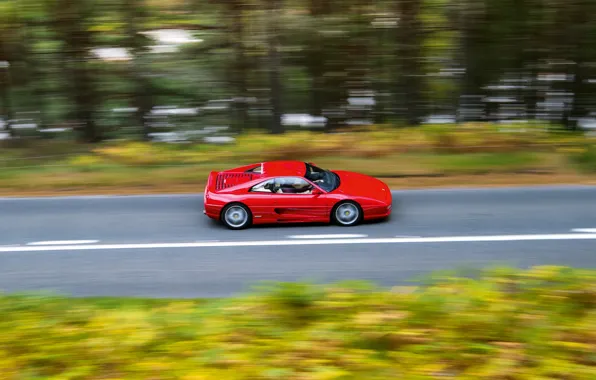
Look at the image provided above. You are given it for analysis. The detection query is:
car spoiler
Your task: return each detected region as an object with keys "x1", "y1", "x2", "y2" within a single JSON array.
[{"x1": 206, "y1": 171, "x2": 219, "y2": 193}]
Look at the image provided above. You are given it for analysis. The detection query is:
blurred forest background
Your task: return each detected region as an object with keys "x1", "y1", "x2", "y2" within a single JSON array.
[{"x1": 2, "y1": 0, "x2": 596, "y2": 143}]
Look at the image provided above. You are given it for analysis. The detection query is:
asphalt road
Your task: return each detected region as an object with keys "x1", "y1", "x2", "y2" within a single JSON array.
[{"x1": 1, "y1": 185, "x2": 596, "y2": 298}]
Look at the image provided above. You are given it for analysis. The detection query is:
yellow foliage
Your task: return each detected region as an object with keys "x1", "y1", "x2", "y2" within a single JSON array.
[
  {"x1": 2, "y1": 266, "x2": 596, "y2": 377},
  {"x1": 58, "y1": 126, "x2": 595, "y2": 170},
  {"x1": 68, "y1": 154, "x2": 108, "y2": 171}
]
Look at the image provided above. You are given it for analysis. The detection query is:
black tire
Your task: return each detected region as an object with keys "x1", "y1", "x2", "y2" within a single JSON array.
[
  {"x1": 220, "y1": 203, "x2": 252, "y2": 230},
  {"x1": 331, "y1": 200, "x2": 362, "y2": 227}
]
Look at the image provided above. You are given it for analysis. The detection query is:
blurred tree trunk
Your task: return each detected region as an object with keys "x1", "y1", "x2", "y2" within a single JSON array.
[
  {"x1": 456, "y1": 0, "x2": 488, "y2": 122},
  {"x1": 229, "y1": 0, "x2": 249, "y2": 133},
  {"x1": 267, "y1": 0, "x2": 284, "y2": 134},
  {"x1": 22, "y1": 21, "x2": 48, "y2": 130},
  {"x1": 344, "y1": 0, "x2": 373, "y2": 126},
  {"x1": 395, "y1": 0, "x2": 424, "y2": 126},
  {"x1": 0, "y1": 4, "x2": 18, "y2": 137},
  {"x1": 306, "y1": 0, "x2": 349, "y2": 132},
  {"x1": 0, "y1": 15, "x2": 14, "y2": 136},
  {"x1": 72, "y1": 48, "x2": 100, "y2": 143},
  {"x1": 523, "y1": 0, "x2": 545, "y2": 121},
  {"x1": 307, "y1": 0, "x2": 331, "y2": 118},
  {"x1": 55, "y1": 0, "x2": 101, "y2": 142},
  {"x1": 124, "y1": 0, "x2": 154, "y2": 140},
  {"x1": 566, "y1": 0, "x2": 593, "y2": 130},
  {"x1": 0, "y1": 59, "x2": 14, "y2": 137}
]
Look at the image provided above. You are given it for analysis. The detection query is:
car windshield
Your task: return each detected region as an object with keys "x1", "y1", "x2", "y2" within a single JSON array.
[{"x1": 304, "y1": 163, "x2": 340, "y2": 192}]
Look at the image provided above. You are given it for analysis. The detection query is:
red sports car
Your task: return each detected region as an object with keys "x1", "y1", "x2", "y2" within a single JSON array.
[{"x1": 203, "y1": 160, "x2": 392, "y2": 229}]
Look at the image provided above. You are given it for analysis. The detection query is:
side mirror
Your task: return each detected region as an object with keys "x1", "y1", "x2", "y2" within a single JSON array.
[{"x1": 312, "y1": 188, "x2": 323, "y2": 195}]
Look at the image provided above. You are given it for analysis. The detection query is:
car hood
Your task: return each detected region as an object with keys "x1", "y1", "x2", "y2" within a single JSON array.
[{"x1": 333, "y1": 170, "x2": 391, "y2": 203}]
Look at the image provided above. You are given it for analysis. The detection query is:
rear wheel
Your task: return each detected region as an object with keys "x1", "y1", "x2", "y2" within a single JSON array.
[
  {"x1": 221, "y1": 203, "x2": 252, "y2": 230},
  {"x1": 331, "y1": 201, "x2": 362, "y2": 227}
]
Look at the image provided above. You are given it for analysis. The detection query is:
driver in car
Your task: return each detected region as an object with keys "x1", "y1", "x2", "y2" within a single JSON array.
[{"x1": 281, "y1": 178, "x2": 312, "y2": 194}]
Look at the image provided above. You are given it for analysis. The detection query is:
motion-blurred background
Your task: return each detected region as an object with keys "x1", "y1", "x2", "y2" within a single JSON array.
[
  {"x1": 1, "y1": 0, "x2": 596, "y2": 192},
  {"x1": 3, "y1": 0, "x2": 596, "y2": 140}
]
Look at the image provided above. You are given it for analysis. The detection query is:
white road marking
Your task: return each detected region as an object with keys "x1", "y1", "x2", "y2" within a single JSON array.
[
  {"x1": 1, "y1": 233, "x2": 596, "y2": 253},
  {"x1": 571, "y1": 228, "x2": 596, "y2": 233},
  {"x1": 287, "y1": 234, "x2": 368, "y2": 239},
  {"x1": 26, "y1": 240, "x2": 99, "y2": 246}
]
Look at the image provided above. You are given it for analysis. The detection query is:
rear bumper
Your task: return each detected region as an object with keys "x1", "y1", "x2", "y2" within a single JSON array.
[
  {"x1": 203, "y1": 188, "x2": 222, "y2": 220},
  {"x1": 203, "y1": 203, "x2": 221, "y2": 220}
]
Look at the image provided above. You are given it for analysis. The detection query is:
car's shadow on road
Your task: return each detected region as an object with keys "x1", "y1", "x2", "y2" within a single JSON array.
[{"x1": 204, "y1": 215, "x2": 394, "y2": 231}]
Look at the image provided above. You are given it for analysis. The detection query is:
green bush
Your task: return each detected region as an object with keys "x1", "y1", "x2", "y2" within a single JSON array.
[
  {"x1": 433, "y1": 152, "x2": 543, "y2": 174},
  {"x1": 568, "y1": 145, "x2": 596, "y2": 173},
  {"x1": 2, "y1": 266, "x2": 596, "y2": 378}
]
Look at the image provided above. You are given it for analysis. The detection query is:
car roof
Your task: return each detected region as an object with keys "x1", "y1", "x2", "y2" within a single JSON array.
[{"x1": 261, "y1": 161, "x2": 307, "y2": 177}]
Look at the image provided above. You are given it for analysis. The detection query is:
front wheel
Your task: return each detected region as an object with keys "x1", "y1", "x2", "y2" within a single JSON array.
[
  {"x1": 221, "y1": 203, "x2": 252, "y2": 230},
  {"x1": 331, "y1": 201, "x2": 362, "y2": 227}
]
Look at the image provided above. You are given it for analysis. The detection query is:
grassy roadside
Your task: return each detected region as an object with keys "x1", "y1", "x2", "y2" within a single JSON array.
[
  {"x1": 2, "y1": 124, "x2": 596, "y2": 196},
  {"x1": 2, "y1": 266, "x2": 596, "y2": 378}
]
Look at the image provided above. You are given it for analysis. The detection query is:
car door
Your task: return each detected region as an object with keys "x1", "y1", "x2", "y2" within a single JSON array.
[
  {"x1": 246, "y1": 178, "x2": 281, "y2": 223},
  {"x1": 269, "y1": 176, "x2": 330, "y2": 222}
]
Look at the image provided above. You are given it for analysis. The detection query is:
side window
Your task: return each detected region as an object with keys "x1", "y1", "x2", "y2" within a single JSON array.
[
  {"x1": 275, "y1": 177, "x2": 314, "y2": 194},
  {"x1": 246, "y1": 165, "x2": 262, "y2": 174},
  {"x1": 250, "y1": 177, "x2": 315, "y2": 194},
  {"x1": 250, "y1": 179, "x2": 275, "y2": 193}
]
